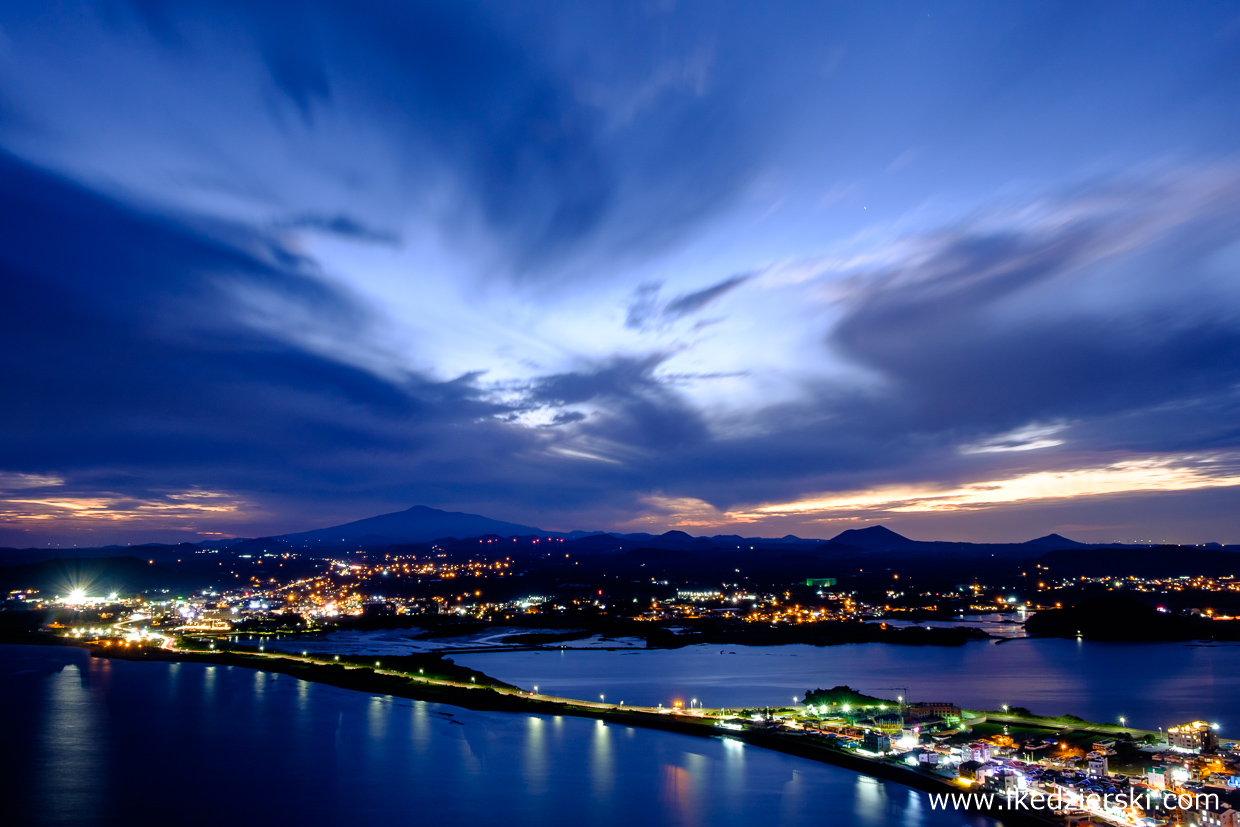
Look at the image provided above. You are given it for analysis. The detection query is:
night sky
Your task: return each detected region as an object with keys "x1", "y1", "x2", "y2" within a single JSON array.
[{"x1": 3, "y1": 1, "x2": 1240, "y2": 546}]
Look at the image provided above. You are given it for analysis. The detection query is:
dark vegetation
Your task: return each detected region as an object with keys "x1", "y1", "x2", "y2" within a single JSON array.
[
  {"x1": 803, "y1": 685, "x2": 894, "y2": 707},
  {"x1": 1025, "y1": 594, "x2": 1240, "y2": 641}
]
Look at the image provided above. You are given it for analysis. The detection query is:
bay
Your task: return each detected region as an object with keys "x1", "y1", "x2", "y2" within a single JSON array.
[
  {"x1": 452, "y1": 638, "x2": 1240, "y2": 733},
  {"x1": 0, "y1": 645, "x2": 992, "y2": 827}
]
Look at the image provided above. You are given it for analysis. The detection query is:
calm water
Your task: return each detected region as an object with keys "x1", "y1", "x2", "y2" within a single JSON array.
[
  {"x1": 453, "y1": 639, "x2": 1240, "y2": 733},
  {"x1": 0, "y1": 645, "x2": 991, "y2": 827},
  {"x1": 258, "y1": 614, "x2": 1024, "y2": 661},
  {"x1": 256, "y1": 627, "x2": 647, "y2": 658},
  {"x1": 868, "y1": 613, "x2": 1029, "y2": 639}
]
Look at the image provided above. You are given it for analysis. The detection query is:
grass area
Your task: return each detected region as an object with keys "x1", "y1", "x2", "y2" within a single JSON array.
[{"x1": 966, "y1": 707, "x2": 1159, "y2": 740}]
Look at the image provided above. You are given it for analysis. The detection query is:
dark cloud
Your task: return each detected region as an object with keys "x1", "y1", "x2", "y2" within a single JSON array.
[
  {"x1": 530, "y1": 355, "x2": 711, "y2": 455},
  {"x1": 665, "y1": 273, "x2": 752, "y2": 317},
  {"x1": 829, "y1": 176, "x2": 1240, "y2": 448},
  {"x1": 278, "y1": 213, "x2": 401, "y2": 245},
  {"x1": 0, "y1": 151, "x2": 529, "y2": 525},
  {"x1": 113, "y1": 0, "x2": 768, "y2": 276},
  {"x1": 625, "y1": 273, "x2": 751, "y2": 330},
  {"x1": 624, "y1": 283, "x2": 663, "y2": 331},
  {"x1": 531, "y1": 355, "x2": 669, "y2": 407}
]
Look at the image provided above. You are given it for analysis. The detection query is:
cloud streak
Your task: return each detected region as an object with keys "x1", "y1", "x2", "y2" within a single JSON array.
[{"x1": 740, "y1": 454, "x2": 1240, "y2": 519}]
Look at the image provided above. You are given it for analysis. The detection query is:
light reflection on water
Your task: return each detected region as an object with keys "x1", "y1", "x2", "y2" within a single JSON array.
[
  {"x1": 39, "y1": 663, "x2": 106, "y2": 826},
  {"x1": 1, "y1": 645, "x2": 991, "y2": 827}
]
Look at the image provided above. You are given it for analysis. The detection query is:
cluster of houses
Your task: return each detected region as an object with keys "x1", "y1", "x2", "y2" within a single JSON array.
[{"x1": 777, "y1": 704, "x2": 1240, "y2": 826}]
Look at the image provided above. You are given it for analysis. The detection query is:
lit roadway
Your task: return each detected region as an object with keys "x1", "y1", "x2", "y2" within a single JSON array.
[{"x1": 161, "y1": 637, "x2": 717, "y2": 718}]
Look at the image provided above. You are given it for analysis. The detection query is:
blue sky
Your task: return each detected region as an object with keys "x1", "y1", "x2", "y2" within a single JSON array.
[{"x1": 2, "y1": 0, "x2": 1240, "y2": 545}]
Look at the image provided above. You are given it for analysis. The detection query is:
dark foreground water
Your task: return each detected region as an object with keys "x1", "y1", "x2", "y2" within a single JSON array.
[
  {"x1": 453, "y1": 638, "x2": 1240, "y2": 734},
  {"x1": 0, "y1": 645, "x2": 991, "y2": 827}
]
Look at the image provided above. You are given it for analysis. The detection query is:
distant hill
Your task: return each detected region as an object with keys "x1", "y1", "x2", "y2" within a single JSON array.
[
  {"x1": 276, "y1": 505, "x2": 549, "y2": 546},
  {"x1": 1024, "y1": 533, "x2": 1085, "y2": 548},
  {"x1": 6, "y1": 510, "x2": 1208, "y2": 566},
  {"x1": 827, "y1": 525, "x2": 920, "y2": 551}
]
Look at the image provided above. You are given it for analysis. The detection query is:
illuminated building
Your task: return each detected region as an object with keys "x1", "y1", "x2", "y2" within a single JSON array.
[
  {"x1": 906, "y1": 702, "x2": 961, "y2": 724},
  {"x1": 862, "y1": 730, "x2": 891, "y2": 754},
  {"x1": 1168, "y1": 721, "x2": 1219, "y2": 753}
]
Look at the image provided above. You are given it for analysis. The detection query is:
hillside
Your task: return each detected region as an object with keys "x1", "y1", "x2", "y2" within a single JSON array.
[{"x1": 277, "y1": 505, "x2": 548, "y2": 546}]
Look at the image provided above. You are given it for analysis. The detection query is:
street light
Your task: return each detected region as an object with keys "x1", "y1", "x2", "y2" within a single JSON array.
[
  {"x1": 1002, "y1": 704, "x2": 1009, "y2": 713},
  {"x1": 1119, "y1": 716, "x2": 1126, "y2": 727}
]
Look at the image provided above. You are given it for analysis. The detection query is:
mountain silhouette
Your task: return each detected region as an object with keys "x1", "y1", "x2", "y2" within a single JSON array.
[
  {"x1": 276, "y1": 505, "x2": 547, "y2": 546},
  {"x1": 826, "y1": 525, "x2": 918, "y2": 550},
  {"x1": 1023, "y1": 533, "x2": 1085, "y2": 548}
]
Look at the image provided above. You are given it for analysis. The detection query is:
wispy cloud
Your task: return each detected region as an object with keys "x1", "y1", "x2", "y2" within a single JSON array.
[
  {"x1": 0, "y1": 472, "x2": 64, "y2": 490},
  {"x1": 1, "y1": 489, "x2": 247, "y2": 523},
  {"x1": 738, "y1": 454, "x2": 1240, "y2": 520},
  {"x1": 961, "y1": 423, "x2": 1067, "y2": 454}
]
